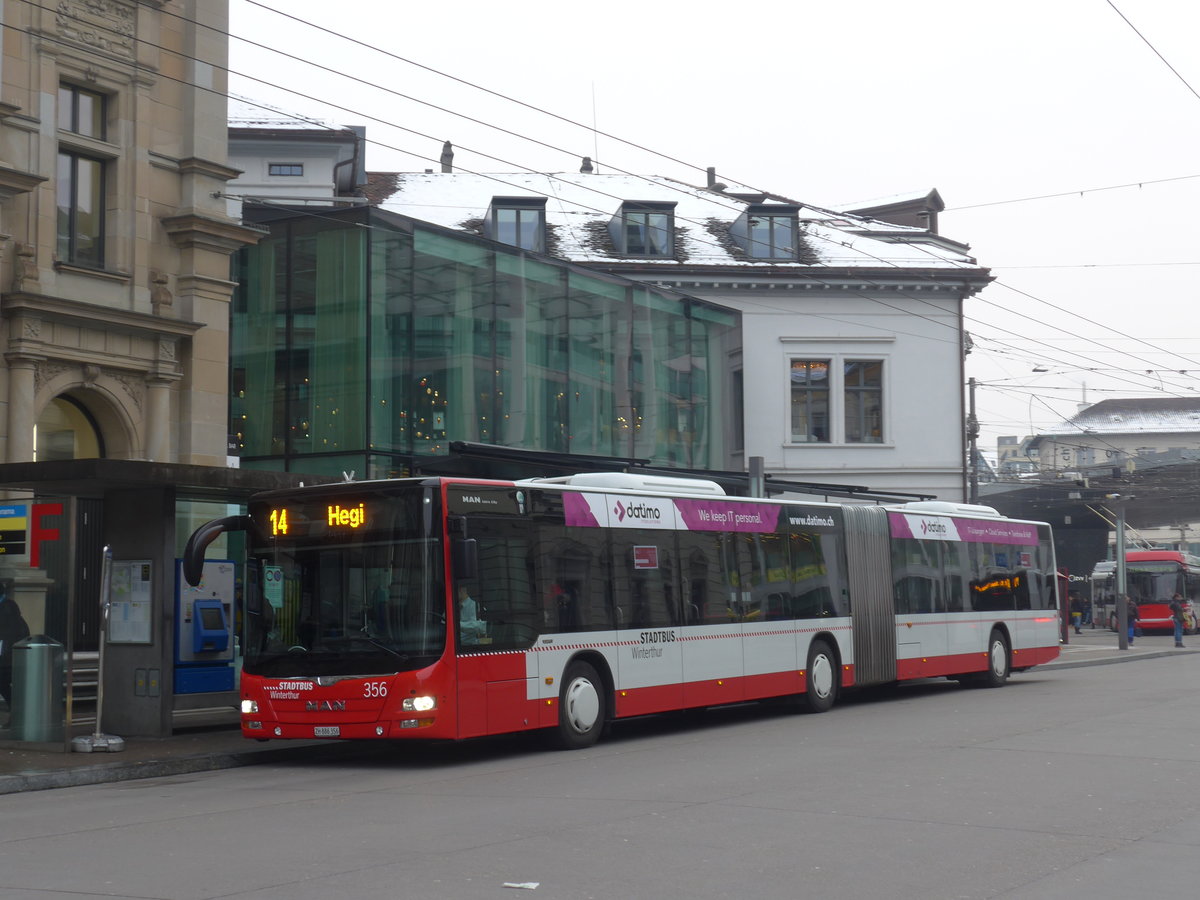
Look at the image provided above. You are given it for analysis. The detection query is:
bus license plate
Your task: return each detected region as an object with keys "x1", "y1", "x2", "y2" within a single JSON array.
[{"x1": 314, "y1": 726, "x2": 340, "y2": 737}]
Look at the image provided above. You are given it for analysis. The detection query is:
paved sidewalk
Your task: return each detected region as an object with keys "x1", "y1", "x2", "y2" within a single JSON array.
[
  {"x1": 1046, "y1": 622, "x2": 1197, "y2": 668},
  {"x1": 0, "y1": 725, "x2": 368, "y2": 796},
  {"x1": 1, "y1": 627, "x2": 1193, "y2": 796}
]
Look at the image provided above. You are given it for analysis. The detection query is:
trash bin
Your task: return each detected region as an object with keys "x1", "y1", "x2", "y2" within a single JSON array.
[{"x1": 11, "y1": 635, "x2": 64, "y2": 742}]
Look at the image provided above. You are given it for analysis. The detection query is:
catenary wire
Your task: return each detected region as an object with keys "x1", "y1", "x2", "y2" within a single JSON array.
[
  {"x1": 28, "y1": 0, "x2": 1200, "y2": 411},
  {"x1": 227, "y1": 2, "x2": 1200, "y2": 385}
]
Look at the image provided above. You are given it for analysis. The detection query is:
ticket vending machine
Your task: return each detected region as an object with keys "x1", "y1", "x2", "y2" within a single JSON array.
[{"x1": 174, "y1": 559, "x2": 235, "y2": 694}]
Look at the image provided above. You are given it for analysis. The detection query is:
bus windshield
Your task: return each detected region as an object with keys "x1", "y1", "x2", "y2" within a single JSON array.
[
  {"x1": 1126, "y1": 568, "x2": 1183, "y2": 605},
  {"x1": 243, "y1": 487, "x2": 446, "y2": 678}
]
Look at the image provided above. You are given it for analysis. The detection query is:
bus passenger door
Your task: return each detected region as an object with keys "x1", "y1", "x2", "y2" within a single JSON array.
[
  {"x1": 892, "y1": 538, "x2": 949, "y2": 679},
  {"x1": 941, "y1": 542, "x2": 980, "y2": 670},
  {"x1": 454, "y1": 522, "x2": 542, "y2": 739},
  {"x1": 611, "y1": 532, "x2": 684, "y2": 716}
]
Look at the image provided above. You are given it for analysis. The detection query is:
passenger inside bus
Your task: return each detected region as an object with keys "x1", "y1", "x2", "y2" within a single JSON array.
[{"x1": 457, "y1": 585, "x2": 488, "y2": 644}]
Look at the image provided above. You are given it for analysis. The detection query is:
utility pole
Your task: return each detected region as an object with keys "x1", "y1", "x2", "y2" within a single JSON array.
[
  {"x1": 967, "y1": 377, "x2": 980, "y2": 504},
  {"x1": 1113, "y1": 495, "x2": 1129, "y2": 650}
]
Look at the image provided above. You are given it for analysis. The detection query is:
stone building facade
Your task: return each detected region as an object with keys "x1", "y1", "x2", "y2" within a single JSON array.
[{"x1": 0, "y1": 0, "x2": 258, "y2": 468}]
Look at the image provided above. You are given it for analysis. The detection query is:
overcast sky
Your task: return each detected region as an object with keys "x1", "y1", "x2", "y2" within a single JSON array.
[{"x1": 228, "y1": 0, "x2": 1200, "y2": 459}]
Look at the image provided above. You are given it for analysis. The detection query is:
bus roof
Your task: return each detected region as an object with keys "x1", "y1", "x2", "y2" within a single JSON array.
[{"x1": 519, "y1": 472, "x2": 727, "y2": 496}]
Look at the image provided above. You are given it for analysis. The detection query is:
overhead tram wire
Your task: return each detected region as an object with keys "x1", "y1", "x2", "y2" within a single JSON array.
[
  {"x1": 993, "y1": 260, "x2": 1200, "y2": 270},
  {"x1": 58, "y1": 1, "x2": 991, "y2": 349},
  {"x1": 241, "y1": 0, "x2": 721, "y2": 185},
  {"x1": 211, "y1": 3, "x2": 1192, "y2": 379},
  {"x1": 944, "y1": 172, "x2": 1200, "y2": 212},
  {"x1": 219, "y1": 6, "x2": 1005, "y2": 339},
  {"x1": 29, "y1": 0, "x2": 967, "y2": 340},
  {"x1": 195, "y1": 9, "x2": 1200, "y2": 386},
  {"x1": 41, "y1": 0, "x2": 1198, "y2": 389},
  {"x1": 973, "y1": 328, "x2": 1196, "y2": 391},
  {"x1": 970, "y1": 345, "x2": 1189, "y2": 396},
  {"x1": 1106, "y1": 0, "x2": 1200, "y2": 104},
  {"x1": 862, "y1": 197, "x2": 1200, "y2": 376},
  {"x1": 969, "y1": 296, "x2": 1196, "y2": 394},
  {"x1": 990, "y1": 280, "x2": 1200, "y2": 372},
  {"x1": 965, "y1": 330, "x2": 1195, "y2": 398},
  {"x1": 241, "y1": 0, "x2": 1200, "y2": 243},
  {"x1": 11, "y1": 0, "x2": 1189, "y2": 466},
  {"x1": 233, "y1": 0, "x2": 1200, "y2": 344}
]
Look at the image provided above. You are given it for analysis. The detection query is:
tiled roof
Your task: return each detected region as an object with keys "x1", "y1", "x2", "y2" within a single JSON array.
[{"x1": 373, "y1": 171, "x2": 983, "y2": 272}]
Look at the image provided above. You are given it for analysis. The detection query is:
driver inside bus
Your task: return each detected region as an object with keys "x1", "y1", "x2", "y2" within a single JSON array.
[{"x1": 457, "y1": 585, "x2": 487, "y2": 644}]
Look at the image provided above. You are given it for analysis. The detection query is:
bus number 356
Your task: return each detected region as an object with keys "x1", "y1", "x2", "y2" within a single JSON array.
[{"x1": 363, "y1": 682, "x2": 388, "y2": 698}]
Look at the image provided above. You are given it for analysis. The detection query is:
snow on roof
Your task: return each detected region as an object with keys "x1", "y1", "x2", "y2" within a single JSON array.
[
  {"x1": 376, "y1": 172, "x2": 979, "y2": 271},
  {"x1": 1052, "y1": 398, "x2": 1200, "y2": 435},
  {"x1": 227, "y1": 95, "x2": 344, "y2": 132}
]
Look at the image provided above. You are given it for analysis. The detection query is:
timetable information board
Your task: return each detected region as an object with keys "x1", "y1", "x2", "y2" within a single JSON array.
[
  {"x1": 109, "y1": 559, "x2": 153, "y2": 644},
  {"x1": 0, "y1": 505, "x2": 27, "y2": 556}
]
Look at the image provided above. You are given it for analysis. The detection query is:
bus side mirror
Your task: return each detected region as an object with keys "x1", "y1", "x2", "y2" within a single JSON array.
[
  {"x1": 183, "y1": 515, "x2": 251, "y2": 586},
  {"x1": 452, "y1": 537, "x2": 478, "y2": 580}
]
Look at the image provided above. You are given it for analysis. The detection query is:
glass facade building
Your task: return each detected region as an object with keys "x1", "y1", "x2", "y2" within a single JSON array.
[{"x1": 231, "y1": 207, "x2": 739, "y2": 478}]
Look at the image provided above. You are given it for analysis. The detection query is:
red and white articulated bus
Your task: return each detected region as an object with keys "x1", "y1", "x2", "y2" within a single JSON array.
[{"x1": 183, "y1": 473, "x2": 1061, "y2": 750}]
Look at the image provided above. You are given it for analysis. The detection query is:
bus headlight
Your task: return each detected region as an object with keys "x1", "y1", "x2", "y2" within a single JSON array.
[
  {"x1": 402, "y1": 696, "x2": 436, "y2": 712},
  {"x1": 241, "y1": 700, "x2": 259, "y2": 714}
]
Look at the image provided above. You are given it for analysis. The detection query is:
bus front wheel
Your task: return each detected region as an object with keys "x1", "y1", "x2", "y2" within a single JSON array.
[
  {"x1": 802, "y1": 640, "x2": 838, "y2": 713},
  {"x1": 554, "y1": 660, "x2": 606, "y2": 750}
]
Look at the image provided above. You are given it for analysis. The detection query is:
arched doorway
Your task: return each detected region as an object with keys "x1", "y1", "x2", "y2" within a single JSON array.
[{"x1": 34, "y1": 395, "x2": 104, "y2": 461}]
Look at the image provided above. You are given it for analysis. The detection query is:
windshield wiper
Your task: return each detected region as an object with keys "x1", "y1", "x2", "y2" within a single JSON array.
[{"x1": 322, "y1": 633, "x2": 410, "y2": 662}]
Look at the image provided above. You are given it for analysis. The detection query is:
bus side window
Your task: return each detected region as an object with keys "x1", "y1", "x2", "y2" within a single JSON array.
[
  {"x1": 678, "y1": 532, "x2": 722, "y2": 625},
  {"x1": 464, "y1": 519, "x2": 538, "y2": 651},
  {"x1": 612, "y1": 531, "x2": 678, "y2": 629}
]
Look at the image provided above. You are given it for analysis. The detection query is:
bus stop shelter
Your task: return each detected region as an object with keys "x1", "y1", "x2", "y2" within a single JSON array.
[{"x1": 0, "y1": 459, "x2": 334, "y2": 746}]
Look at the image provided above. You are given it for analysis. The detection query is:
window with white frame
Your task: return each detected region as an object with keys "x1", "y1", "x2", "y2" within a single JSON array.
[
  {"x1": 843, "y1": 360, "x2": 883, "y2": 443},
  {"x1": 790, "y1": 360, "x2": 830, "y2": 442},
  {"x1": 269, "y1": 163, "x2": 304, "y2": 176},
  {"x1": 789, "y1": 356, "x2": 886, "y2": 444}
]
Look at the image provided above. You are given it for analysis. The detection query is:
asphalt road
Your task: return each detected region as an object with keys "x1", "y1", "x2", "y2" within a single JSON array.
[{"x1": 3, "y1": 655, "x2": 1200, "y2": 900}]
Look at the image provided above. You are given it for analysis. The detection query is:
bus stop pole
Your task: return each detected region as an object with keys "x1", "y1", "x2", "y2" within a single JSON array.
[
  {"x1": 1113, "y1": 497, "x2": 1129, "y2": 651},
  {"x1": 72, "y1": 546, "x2": 124, "y2": 753}
]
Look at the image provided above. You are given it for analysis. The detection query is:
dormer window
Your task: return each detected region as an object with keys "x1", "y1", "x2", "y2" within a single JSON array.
[
  {"x1": 487, "y1": 197, "x2": 546, "y2": 252},
  {"x1": 748, "y1": 213, "x2": 796, "y2": 259},
  {"x1": 619, "y1": 202, "x2": 674, "y2": 257},
  {"x1": 731, "y1": 204, "x2": 801, "y2": 260},
  {"x1": 269, "y1": 163, "x2": 304, "y2": 176}
]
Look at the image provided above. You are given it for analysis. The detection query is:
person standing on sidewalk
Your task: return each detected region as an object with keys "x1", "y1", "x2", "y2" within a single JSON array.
[
  {"x1": 1169, "y1": 593, "x2": 1186, "y2": 648},
  {"x1": 0, "y1": 590, "x2": 30, "y2": 706},
  {"x1": 1070, "y1": 593, "x2": 1084, "y2": 634},
  {"x1": 1126, "y1": 595, "x2": 1140, "y2": 646}
]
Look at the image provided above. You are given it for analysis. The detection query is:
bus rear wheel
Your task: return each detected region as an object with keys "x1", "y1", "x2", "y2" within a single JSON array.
[
  {"x1": 983, "y1": 630, "x2": 1010, "y2": 688},
  {"x1": 554, "y1": 660, "x2": 605, "y2": 750},
  {"x1": 802, "y1": 640, "x2": 838, "y2": 713}
]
